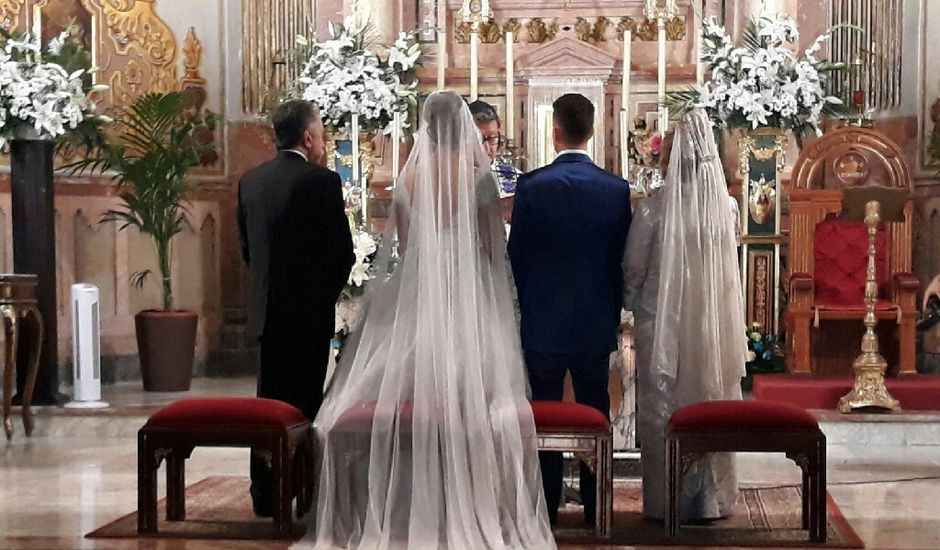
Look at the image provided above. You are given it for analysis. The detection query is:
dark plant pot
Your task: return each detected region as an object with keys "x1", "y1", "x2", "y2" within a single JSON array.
[{"x1": 135, "y1": 310, "x2": 198, "y2": 391}]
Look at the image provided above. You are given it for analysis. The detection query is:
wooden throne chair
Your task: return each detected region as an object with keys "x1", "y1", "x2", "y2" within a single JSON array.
[{"x1": 786, "y1": 127, "x2": 918, "y2": 375}]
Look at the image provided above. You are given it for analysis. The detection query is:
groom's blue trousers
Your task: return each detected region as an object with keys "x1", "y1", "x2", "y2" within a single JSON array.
[{"x1": 524, "y1": 350, "x2": 611, "y2": 524}]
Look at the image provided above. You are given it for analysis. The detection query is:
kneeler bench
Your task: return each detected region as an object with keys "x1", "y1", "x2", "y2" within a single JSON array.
[
  {"x1": 665, "y1": 400, "x2": 827, "y2": 542},
  {"x1": 137, "y1": 397, "x2": 313, "y2": 537},
  {"x1": 531, "y1": 401, "x2": 613, "y2": 538}
]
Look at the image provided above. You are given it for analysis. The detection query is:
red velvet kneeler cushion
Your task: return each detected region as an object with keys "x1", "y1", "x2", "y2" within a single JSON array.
[
  {"x1": 334, "y1": 401, "x2": 416, "y2": 433},
  {"x1": 814, "y1": 213, "x2": 887, "y2": 306},
  {"x1": 667, "y1": 401, "x2": 819, "y2": 434},
  {"x1": 146, "y1": 397, "x2": 309, "y2": 429},
  {"x1": 530, "y1": 401, "x2": 610, "y2": 432}
]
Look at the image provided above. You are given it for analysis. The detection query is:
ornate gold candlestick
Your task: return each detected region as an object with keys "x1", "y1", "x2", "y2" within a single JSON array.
[{"x1": 838, "y1": 200, "x2": 899, "y2": 413}]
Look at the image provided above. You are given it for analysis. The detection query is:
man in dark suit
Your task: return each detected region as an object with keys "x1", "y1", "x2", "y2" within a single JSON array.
[
  {"x1": 508, "y1": 93, "x2": 632, "y2": 524},
  {"x1": 238, "y1": 100, "x2": 354, "y2": 516}
]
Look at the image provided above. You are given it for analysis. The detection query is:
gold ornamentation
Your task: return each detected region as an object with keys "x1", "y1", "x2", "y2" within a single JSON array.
[
  {"x1": 574, "y1": 17, "x2": 592, "y2": 42},
  {"x1": 181, "y1": 27, "x2": 204, "y2": 88},
  {"x1": 478, "y1": 19, "x2": 502, "y2": 44},
  {"x1": 0, "y1": 0, "x2": 24, "y2": 30},
  {"x1": 738, "y1": 130, "x2": 788, "y2": 178},
  {"x1": 100, "y1": 0, "x2": 176, "y2": 67},
  {"x1": 664, "y1": 15, "x2": 686, "y2": 40},
  {"x1": 327, "y1": 133, "x2": 376, "y2": 182},
  {"x1": 634, "y1": 15, "x2": 685, "y2": 41},
  {"x1": 592, "y1": 16, "x2": 611, "y2": 42},
  {"x1": 617, "y1": 17, "x2": 637, "y2": 40},
  {"x1": 526, "y1": 17, "x2": 557, "y2": 44},
  {"x1": 635, "y1": 18, "x2": 658, "y2": 41},
  {"x1": 455, "y1": 20, "x2": 472, "y2": 44},
  {"x1": 502, "y1": 18, "x2": 521, "y2": 41},
  {"x1": 834, "y1": 152, "x2": 871, "y2": 186},
  {"x1": 748, "y1": 251, "x2": 773, "y2": 331},
  {"x1": 838, "y1": 200, "x2": 901, "y2": 413}
]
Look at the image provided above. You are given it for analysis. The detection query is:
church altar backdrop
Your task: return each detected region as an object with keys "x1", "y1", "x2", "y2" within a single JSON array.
[{"x1": 0, "y1": 0, "x2": 937, "y2": 411}]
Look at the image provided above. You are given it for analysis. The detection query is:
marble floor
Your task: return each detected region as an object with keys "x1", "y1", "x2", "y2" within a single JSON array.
[{"x1": 1, "y1": 378, "x2": 939, "y2": 550}]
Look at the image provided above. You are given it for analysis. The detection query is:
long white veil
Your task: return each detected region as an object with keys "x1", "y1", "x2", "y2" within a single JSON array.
[
  {"x1": 651, "y1": 108, "x2": 746, "y2": 394},
  {"x1": 296, "y1": 91, "x2": 556, "y2": 550}
]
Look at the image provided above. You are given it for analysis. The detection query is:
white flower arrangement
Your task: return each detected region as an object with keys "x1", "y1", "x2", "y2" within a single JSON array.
[
  {"x1": 0, "y1": 28, "x2": 105, "y2": 150},
  {"x1": 291, "y1": 18, "x2": 421, "y2": 136},
  {"x1": 667, "y1": 15, "x2": 856, "y2": 139}
]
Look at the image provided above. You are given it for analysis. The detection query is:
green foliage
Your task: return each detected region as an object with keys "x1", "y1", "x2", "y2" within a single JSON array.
[{"x1": 62, "y1": 92, "x2": 216, "y2": 311}]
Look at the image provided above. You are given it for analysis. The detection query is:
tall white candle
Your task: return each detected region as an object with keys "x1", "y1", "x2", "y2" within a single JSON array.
[
  {"x1": 437, "y1": 7, "x2": 447, "y2": 90},
  {"x1": 391, "y1": 112, "x2": 401, "y2": 185},
  {"x1": 694, "y1": 9, "x2": 704, "y2": 85},
  {"x1": 658, "y1": 17, "x2": 668, "y2": 133},
  {"x1": 352, "y1": 114, "x2": 364, "y2": 220},
  {"x1": 470, "y1": 28, "x2": 479, "y2": 100},
  {"x1": 621, "y1": 30, "x2": 632, "y2": 179},
  {"x1": 505, "y1": 30, "x2": 515, "y2": 139}
]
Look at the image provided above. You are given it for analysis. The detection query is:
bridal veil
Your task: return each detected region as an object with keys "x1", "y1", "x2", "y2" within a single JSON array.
[{"x1": 296, "y1": 91, "x2": 555, "y2": 550}]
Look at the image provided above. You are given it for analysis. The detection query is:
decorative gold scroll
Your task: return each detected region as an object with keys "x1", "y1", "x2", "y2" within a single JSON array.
[{"x1": 0, "y1": 0, "x2": 24, "y2": 30}]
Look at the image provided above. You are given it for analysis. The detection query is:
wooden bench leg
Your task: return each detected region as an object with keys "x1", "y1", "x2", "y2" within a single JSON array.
[
  {"x1": 594, "y1": 434, "x2": 613, "y2": 538},
  {"x1": 810, "y1": 440, "x2": 827, "y2": 542},
  {"x1": 273, "y1": 437, "x2": 293, "y2": 537},
  {"x1": 664, "y1": 436, "x2": 681, "y2": 538},
  {"x1": 166, "y1": 451, "x2": 186, "y2": 521},
  {"x1": 802, "y1": 464, "x2": 810, "y2": 529},
  {"x1": 137, "y1": 433, "x2": 158, "y2": 533}
]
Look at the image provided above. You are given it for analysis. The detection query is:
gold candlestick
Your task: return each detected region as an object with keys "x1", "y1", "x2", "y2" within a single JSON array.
[{"x1": 838, "y1": 200, "x2": 900, "y2": 413}]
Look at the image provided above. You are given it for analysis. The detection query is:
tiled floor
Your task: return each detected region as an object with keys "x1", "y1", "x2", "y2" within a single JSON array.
[{"x1": 2, "y1": 378, "x2": 939, "y2": 550}]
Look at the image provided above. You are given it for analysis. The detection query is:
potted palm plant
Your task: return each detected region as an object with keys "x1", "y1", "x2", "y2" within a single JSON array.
[{"x1": 66, "y1": 92, "x2": 215, "y2": 391}]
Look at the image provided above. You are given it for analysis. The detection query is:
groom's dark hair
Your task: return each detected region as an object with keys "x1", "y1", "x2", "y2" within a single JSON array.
[
  {"x1": 272, "y1": 100, "x2": 320, "y2": 150},
  {"x1": 553, "y1": 94, "x2": 594, "y2": 145}
]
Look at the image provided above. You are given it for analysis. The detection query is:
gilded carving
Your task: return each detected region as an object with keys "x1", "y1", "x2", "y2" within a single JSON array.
[
  {"x1": 455, "y1": 20, "x2": 472, "y2": 44},
  {"x1": 664, "y1": 15, "x2": 686, "y2": 41},
  {"x1": 526, "y1": 17, "x2": 557, "y2": 44},
  {"x1": 574, "y1": 17, "x2": 591, "y2": 42},
  {"x1": 181, "y1": 26, "x2": 204, "y2": 87},
  {"x1": 635, "y1": 18, "x2": 657, "y2": 41},
  {"x1": 0, "y1": 0, "x2": 24, "y2": 30},
  {"x1": 478, "y1": 19, "x2": 502, "y2": 44},
  {"x1": 502, "y1": 18, "x2": 521, "y2": 41},
  {"x1": 592, "y1": 16, "x2": 611, "y2": 42},
  {"x1": 99, "y1": 0, "x2": 176, "y2": 67},
  {"x1": 617, "y1": 17, "x2": 637, "y2": 40},
  {"x1": 635, "y1": 15, "x2": 686, "y2": 41}
]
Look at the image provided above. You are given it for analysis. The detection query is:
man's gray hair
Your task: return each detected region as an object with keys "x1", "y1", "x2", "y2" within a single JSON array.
[{"x1": 272, "y1": 100, "x2": 321, "y2": 150}]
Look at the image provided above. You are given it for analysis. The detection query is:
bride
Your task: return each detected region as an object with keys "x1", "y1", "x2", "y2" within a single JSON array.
[{"x1": 294, "y1": 91, "x2": 556, "y2": 549}]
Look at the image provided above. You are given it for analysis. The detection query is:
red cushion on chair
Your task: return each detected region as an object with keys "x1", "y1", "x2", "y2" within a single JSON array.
[
  {"x1": 531, "y1": 401, "x2": 610, "y2": 432},
  {"x1": 146, "y1": 398, "x2": 309, "y2": 428},
  {"x1": 814, "y1": 213, "x2": 887, "y2": 306},
  {"x1": 667, "y1": 401, "x2": 819, "y2": 434}
]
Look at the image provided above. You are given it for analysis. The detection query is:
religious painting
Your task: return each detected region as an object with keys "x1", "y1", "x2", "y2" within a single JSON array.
[{"x1": 36, "y1": 0, "x2": 93, "y2": 52}]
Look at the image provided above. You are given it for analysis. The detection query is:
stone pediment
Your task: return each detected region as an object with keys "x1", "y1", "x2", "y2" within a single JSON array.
[{"x1": 516, "y1": 37, "x2": 618, "y2": 80}]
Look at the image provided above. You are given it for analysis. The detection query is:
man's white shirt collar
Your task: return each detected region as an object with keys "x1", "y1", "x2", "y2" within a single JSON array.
[
  {"x1": 556, "y1": 149, "x2": 591, "y2": 159},
  {"x1": 285, "y1": 148, "x2": 308, "y2": 162}
]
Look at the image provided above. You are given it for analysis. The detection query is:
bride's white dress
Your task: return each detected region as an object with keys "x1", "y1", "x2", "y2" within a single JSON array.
[{"x1": 293, "y1": 91, "x2": 555, "y2": 550}]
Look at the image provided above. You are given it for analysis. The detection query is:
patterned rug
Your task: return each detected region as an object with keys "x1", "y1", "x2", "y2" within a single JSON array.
[
  {"x1": 555, "y1": 483, "x2": 864, "y2": 547},
  {"x1": 87, "y1": 476, "x2": 863, "y2": 547}
]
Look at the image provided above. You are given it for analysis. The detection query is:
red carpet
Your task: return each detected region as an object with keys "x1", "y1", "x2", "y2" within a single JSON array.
[{"x1": 753, "y1": 374, "x2": 940, "y2": 410}]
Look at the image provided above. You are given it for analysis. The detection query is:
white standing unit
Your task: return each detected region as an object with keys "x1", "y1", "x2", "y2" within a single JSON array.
[{"x1": 65, "y1": 284, "x2": 108, "y2": 409}]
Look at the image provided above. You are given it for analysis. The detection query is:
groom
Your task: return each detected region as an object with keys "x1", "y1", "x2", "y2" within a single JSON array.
[
  {"x1": 238, "y1": 100, "x2": 354, "y2": 516},
  {"x1": 508, "y1": 93, "x2": 632, "y2": 524}
]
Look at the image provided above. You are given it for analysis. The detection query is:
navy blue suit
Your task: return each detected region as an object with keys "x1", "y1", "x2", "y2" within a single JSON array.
[{"x1": 508, "y1": 152, "x2": 632, "y2": 522}]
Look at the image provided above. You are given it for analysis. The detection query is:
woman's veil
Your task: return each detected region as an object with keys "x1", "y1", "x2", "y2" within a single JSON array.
[
  {"x1": 651, "y1": 108, "x2": 747, "y2": 396},
  {"x1": 297, "y1": 91, "x2": 555, "y2": 549}
]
